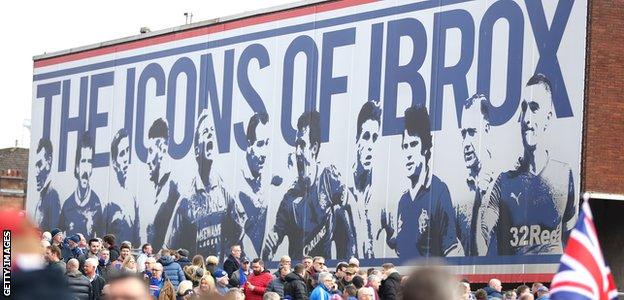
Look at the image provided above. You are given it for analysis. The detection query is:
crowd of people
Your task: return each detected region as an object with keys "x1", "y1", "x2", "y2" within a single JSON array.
[{"x1": 32, "y1": 227, "x2": 553, "y2": 300}]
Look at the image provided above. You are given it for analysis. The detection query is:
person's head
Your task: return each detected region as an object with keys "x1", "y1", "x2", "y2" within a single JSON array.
[
  {"x1": 251, "y1": 258, "x2": 265, "y2": 275},
  {"x1": 119, "y1": 244, "x2": 131, "y2": 260},
  {"x1": 519, "y1": 293, "x2": 534, "y2": 300},
  {"x1": 475, "y1": 289, "x2": 488, "y2": 300},
  {"x1": 177, "y1": 280, "x2": 194, "y2": 298},
  {"x1": 280, "y1": 255, "x2": 292, "y2": 268},
  {"x1": 194, "y1": 109, "x2": 216, "y2": 181},
  {"x1": 504, "y1": 290, "x2": 517, "y2": 300},
  {"x1": 199, "y1": 274, "x2": 215, "y2": 293},
  {"x1": 536, "y1": 286, "x2": 549, "y2": 297},
  {"x1": 355, "y1": 101, "x2": 382, "y2": 172},
  {"x1": 100, "y1": 249, "x2": 110, "y2": 263},
  {"x1": 147, "y1": 118, "x2": 169, "y2": 185},
  {"x1": 489, "y1": 278, "x2": 502, "y2": 292},
  {"x1": 344, "y1": 285, "x2": 358, "y2": 298},
  {"x1": 303, "y1": 256, "x2": 313, "y2": 270},
  {"x1": 67, "y1": 258, "x2": 79, "y2": 273},
  {"x1": 152, "y1": 263, "x2": 164, "y2": 280},
  {"x1": 352, "y1": 275, "x2": 365, "y2": 289},
  {"x1": 213, "y1": 269, "x2": 229, "y2": 286},
  {"x1": 103, "y1": 234, "x2": 116, "y2": 248},
  {"x1": 318, "y1": 272, "x2": 334, "y2": 289},
  {"x1": 263, "y1": 291, "x2": 280, "y2": 300},
  {"x1": 246, "y1": 112, "x2": 270, "y2": 179},
  {"x1": 358, "y1": 286, "x2": 375, "y2": 300},
  {"x1": 105, "y1": 272, "x2": 152, "y2": 300},
  {"x1": 367, "y1": 274, "x2": 381, "y2": 290},
  {"x1": 521, "y1": 74, "x2": 553, "y2": 152},
  {"x1": 241, "y1": 257, "x2": 251, "y2": 271},
  {"x1": 35, "y1": 137, "x2": 53, "y2": 192},
  {"x1": 111, "y1": 128, "x2": 131, "y2": 187},
  {"x1": 381, "y1": 263, "x2": 396, "y2": 275},
  {"x1": 295, "y1": 111, "x2": 321, "y2": 183},
  {"x1": 226, "y1": 288, "x2": 245, "y2": 300},
  {"x1": 461, "y1": 94, "x2": 491, "y2": 171},
  {"x1": 51, "y1": 228, "x2": 63, "y2": 244},
  {"x1": 531, "y1": 282, "x2": 543, "y2": 294},
  {"x1": 516, "y1": 285, "x2": 530, "y2": 296},
  {"x1": 349, "y1": 257, "x2": 360, "y2": 268},
  {"x1": 45, "y1": 245, "x2": 61, "y2": 263},
  {"x1": 313, "y1": 256, "x2": 326, "y2": 272},
  {"x1": 460, "y1": 279, "x2": 471, "y2": 291},
  {"x1": 336, "y1": 262, "x2": 348, "y2": 279},
  {"x1": 401, "y1": 106, "x2": 432, "y2": 184},
  {"x1": 230, "y1": 244, "x2": 242, "y2": 259},
  {"x1": 84, "y1": 257, "x2": 98, "y2": 276},
  {"x1": 141, "y1": 243, "x2": 152, "y2": 255},
  {"x1": 294, "y1": 263, "x2": 306, "y2": 277},
  {"x1": 122, "y1": 254, "x2": 137, "y2": 271},
  {"x1": 401, "y1": 266, "x2": 457, "y2": 300},
  {"x1": 144, "y1": 257, "x2": 156, "y2": 273},
  {"x1": 191, "y1": 255, "x2": 205, "y2": 268},
  {"x1": 42, "y1": 231, "x2": 52, "y2": 242},
  {"x1": 88, "y1": 238, "x2": 101, "y2": 255},
  {"x1": 344, "y1": 267, "x2": 356, "y2": 283},
  {"x1": 67, "y1": 234, "x2": 80, "y2": 249},
  {"x1": 459, "y1": 282, "x2": 471, "y2": 300},
  {"x1": 279, "y1": 265, "x2": 291, "y2": 278},
  {"x1": 206, "y1": 255, "x2": 219, "y2": 267},
  {"x1": 74, "y1": 132, "x2": 94, "y2": 190}
]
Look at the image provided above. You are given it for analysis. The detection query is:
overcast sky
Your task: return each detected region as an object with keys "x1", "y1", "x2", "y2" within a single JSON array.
[{"x1": 0, "y1": 0, "x2": 297, "y2": 149}]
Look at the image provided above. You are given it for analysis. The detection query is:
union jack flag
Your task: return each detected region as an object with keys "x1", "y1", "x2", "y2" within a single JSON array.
[{"x1": 551, "y1": 201, "x2": 618, "y2": 300}]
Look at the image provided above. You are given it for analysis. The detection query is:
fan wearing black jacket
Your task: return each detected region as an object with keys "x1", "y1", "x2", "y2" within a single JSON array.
[
  {"x1": 379, "y1": 263, "x2": 401, "y2": 300},
  {"x1": 284, "y1": 264, "x2": 309, "y2": 300}
]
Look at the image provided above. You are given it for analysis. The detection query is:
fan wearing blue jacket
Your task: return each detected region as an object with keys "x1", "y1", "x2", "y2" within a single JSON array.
[
  {"x1": 157, "y1": 250, "x2": 185, "y2": 290},
  {"x1": 310, "y1": 272, "x2": 334, "y2": 300}
]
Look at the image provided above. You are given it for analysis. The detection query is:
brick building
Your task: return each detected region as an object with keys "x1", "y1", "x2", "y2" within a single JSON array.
[
  {"x1": 583, "y1": 0, "x2": 624, "y2": 289},
  {"x1": 0, "y1": 147, "x2": 28, "y2": 210}
]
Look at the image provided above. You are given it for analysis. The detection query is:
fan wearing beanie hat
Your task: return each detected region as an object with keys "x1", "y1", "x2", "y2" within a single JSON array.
[
  {"x1": 213, "y1": 269, "x2": 230, "y2": 295},
  {"x1": 65, "y1": 234, "x2": 84, "y2": 260},
  {"x1": 50, "y1": 228, "x2": 63, "y2": 245}
]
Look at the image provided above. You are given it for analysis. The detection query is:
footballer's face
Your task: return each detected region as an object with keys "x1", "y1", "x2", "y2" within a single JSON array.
[
  {"x1": 76, "y1": 147, "x2": 93, "y2": 190},
  {"x1": 460, "y1": 104, "x2": 487, "y2": 169},
  {"x1": 196, "y1": 118, "x2": 216, "y2": 164},
  {"x1": 114, "y1": 136, "x2": 130, "y2": 183},
  {"x1": 247, "y1": 122, "x2": 270, "y2": 179},
  {"x1": 146, "y1": 137, "x2": 166, "y2": 185},
  {"x1": 356, "y1": 120, "x2": 380, "y2": 171},
  {"x1": 295, "y1": 126, "x2": 317, "y2": 182},
  {"x1": 402, "y1": 131, "x2": 425, "y2": 180},
  {"x1": 521, "y1": 84, "x2": 552, "y2": 150},
  {"x1": 35, "y1": 148, "x2": 51, "y2": 192}
]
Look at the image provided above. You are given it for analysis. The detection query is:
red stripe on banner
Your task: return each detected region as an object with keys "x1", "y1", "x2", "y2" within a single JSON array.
[
  {"x1": 460, "y1": 273, "x2": 554, "y2": 283},
  {"x1": 34, "y1": 0, "x2": 376, "y2": 68},
  {"x1": 551, "y1": 280, "x2": 594, "y2": 294},
  {"x1": 565, "y1": 237, "x2": 608, "y2": 299}
]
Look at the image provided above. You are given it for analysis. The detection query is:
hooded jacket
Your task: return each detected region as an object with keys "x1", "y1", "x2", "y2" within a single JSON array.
[
  {"x1": 244, "y1": 269, "x2": 274, "y2": 300},
  {"x1": 158, "y1": 255, "x2": 185, "y2": 289},
  {"x1": 379, "y1": 271, "x2": 401, "y2": 300},
  {"x1": 284, "y1": 272, "x2": 309, "y2": 300}
]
